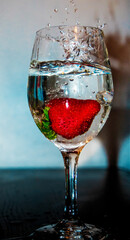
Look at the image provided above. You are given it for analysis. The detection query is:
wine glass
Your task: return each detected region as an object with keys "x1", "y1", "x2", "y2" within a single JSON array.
[{"x1": 27, "y1": 25, "x2": 114, "y2": 239}]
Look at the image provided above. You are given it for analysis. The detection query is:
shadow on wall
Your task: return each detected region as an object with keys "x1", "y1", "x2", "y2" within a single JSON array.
[{"x1": 98, "y1": 32, "x2": 130, "y2": 168}]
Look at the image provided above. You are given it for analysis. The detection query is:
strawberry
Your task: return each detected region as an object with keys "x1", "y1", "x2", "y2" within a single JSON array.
[{"x1": 47, "y1": 98, "x2": 100, "y2": 139}]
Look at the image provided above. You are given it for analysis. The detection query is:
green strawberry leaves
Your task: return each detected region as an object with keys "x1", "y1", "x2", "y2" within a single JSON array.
[
  {"x1": 36, "y1": 107, "x2": 57, "y2": 140},
  {"x1": 43, "y1": 107, "x2": 50, "y2": 121}
]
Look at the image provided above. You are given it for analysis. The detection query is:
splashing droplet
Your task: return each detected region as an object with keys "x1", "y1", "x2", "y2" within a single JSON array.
[
  {"x1": 99, "y1": 23, "x2": 107, "y2": 29},
  {"x1": 76, "y1": 21, "x2": 80, "y2": 26},
  {"x1": 96, "y1": 18, "x2": 101, "y2": 24},
  {"x1": 70, "y1": 0, "x2": 75, "y2": 5},
  {"x1": 54, "y1": 8, "x2": 58, "y2": 13}
]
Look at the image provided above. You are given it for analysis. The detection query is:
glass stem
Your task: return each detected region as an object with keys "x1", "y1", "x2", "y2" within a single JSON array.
[{"x1": 61, "y1": 150, "x2": 80, "y2": 220}]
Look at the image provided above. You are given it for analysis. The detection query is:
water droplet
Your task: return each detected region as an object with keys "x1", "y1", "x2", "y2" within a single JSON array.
[
  {"x1": 69, "y1": 79, "x2": 74, "y2": 81},
  {"x1": 86, "y1": 85, "x2": 88, "y2": 87},
  {"x1": 74, "y1": 8, "x2": 78, "y2": 12},
  {"x1": 96, "y1": 18, "x2": 100, "y2": 24},
  {"x1": 98, "y1": 23, "x2": 107, "y2": 29},
  {"x1": 54, "y1": 8, "x2": 58, "y2": 13},
  {"x1": 76, "y1": 21, "x2": 80, "y2": 26},
  {"x1": 47, "y1": 23, "x2": 51, "y2": 27},
  {"x1": 70, "y1": 0, "x2": 75, "y2": 5},
  {"x1": 65, "y1": 7, "x2": 68, "y2": 11}
]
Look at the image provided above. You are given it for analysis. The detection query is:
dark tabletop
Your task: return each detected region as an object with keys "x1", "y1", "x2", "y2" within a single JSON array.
[{"x1": 0, "y1": 168, "x2": 130, "y2": 240}]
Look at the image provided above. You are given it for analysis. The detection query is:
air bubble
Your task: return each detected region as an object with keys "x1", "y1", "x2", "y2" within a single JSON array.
[{"x1": 60, "y1": 89, "x2": 64, "y2": 93}]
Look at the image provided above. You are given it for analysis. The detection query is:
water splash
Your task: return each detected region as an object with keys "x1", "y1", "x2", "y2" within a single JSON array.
[
  {"x1": 54, "y1": 8, "x2": 58, "y2": 13},
  {"x1": 76, "y1": 21, "x2": 80, "y2": 26},
  {"x1": 98, "y1": 23, "x2": 107, "y2": 29},
  {"x1": 95, "y1": 18, "x2": 107, "y2": 30}
]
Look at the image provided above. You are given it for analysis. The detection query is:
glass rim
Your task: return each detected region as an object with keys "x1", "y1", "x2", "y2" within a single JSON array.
[{"x1": 36, "y1": 25, "x2": 103, "y2": 37}]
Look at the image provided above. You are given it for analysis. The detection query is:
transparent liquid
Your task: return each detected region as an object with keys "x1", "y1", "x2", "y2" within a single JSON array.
[{"x1": 28, "y1": 61, "x2": 113, "y2": 150}]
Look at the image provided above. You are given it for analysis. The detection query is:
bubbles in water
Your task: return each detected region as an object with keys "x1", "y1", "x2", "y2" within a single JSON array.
[
  {"x1": 65, "y1": 89, "x2": 68, "y2": 95},
  {"x1": 60, "y1": 89, "x2": 64, "y2": 93},
  {"x1": 64, "y1": 82, "x2": 68, "y2": 85},
  {"x1": 55, "y1": 81, "x2": 59, "y2": 85}
]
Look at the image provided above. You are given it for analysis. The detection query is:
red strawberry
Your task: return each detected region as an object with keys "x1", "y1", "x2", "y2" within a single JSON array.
[{"x1": 47, "y1": 98, "x2": 100, "y2": 139}]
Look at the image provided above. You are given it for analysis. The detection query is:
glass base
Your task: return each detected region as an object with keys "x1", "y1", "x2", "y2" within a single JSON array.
[{"x1": 28, "y1": 219, "x2": 110, "y2": 240}]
